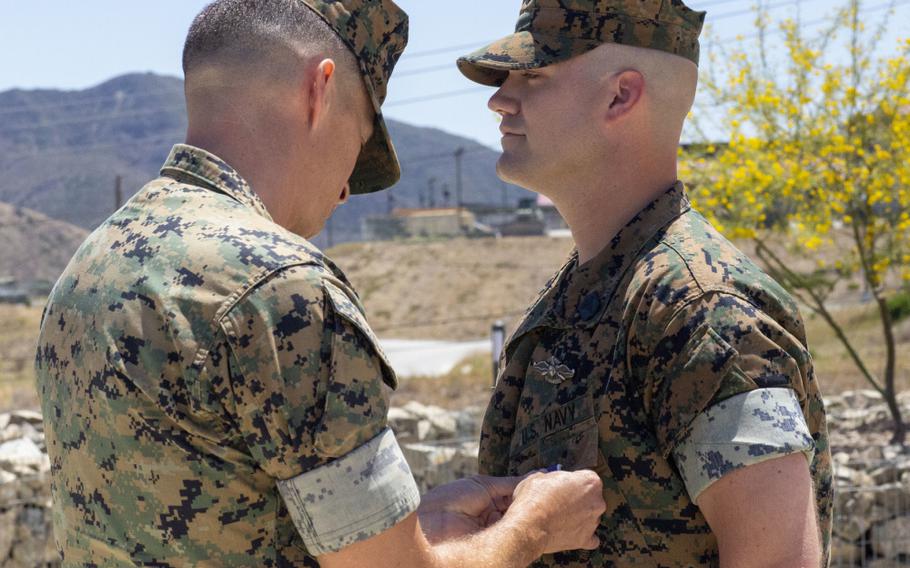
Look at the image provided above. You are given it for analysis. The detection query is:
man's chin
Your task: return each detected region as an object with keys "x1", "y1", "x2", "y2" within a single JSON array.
[{"x1": 495, "y1": 154, "x2": 535, "y2": 191}]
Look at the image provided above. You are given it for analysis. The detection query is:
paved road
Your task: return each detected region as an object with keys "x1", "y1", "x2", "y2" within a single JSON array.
[{"x1": 380, "y1": 339, "x2": 491, "y2": 378}]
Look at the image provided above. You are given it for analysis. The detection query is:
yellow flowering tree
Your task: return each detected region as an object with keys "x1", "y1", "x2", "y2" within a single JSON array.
[{"x1": 683, "y1": 0, "x2": 910, "y2": 443}]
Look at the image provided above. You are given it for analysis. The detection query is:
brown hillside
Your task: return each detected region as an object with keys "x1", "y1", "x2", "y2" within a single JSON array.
[
  {"x1": 328, "y1": 236, "x2": 575, "y2": 340},
  {"x1": 1, "y1": 236, "x2": 904, "y2": 413},
  {"x1": 0, "y1": 202, "x2": 87, "y2": 285}
]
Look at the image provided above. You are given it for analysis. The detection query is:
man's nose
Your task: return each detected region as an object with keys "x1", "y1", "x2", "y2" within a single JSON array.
[
  {"x1": 338, "y1": 183, "x2": 351, "y2": 205},
  {"x1": 488, "y1": 75, "x2": 520, "y2": 116}
]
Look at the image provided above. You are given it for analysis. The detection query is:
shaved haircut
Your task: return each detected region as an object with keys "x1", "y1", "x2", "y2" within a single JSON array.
[
  {"x1": 588, "y1": 43, "x2": 698, "y2": 140},
  {"x1": 183, "y1": 0, "x2": 359, "y2": 83}
]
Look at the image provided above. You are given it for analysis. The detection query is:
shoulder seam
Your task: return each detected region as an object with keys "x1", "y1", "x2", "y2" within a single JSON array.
[
  {"x1": 657, "y1": 238, "x2": 705, "y2": 297},
  {"x1": 652, "y1": 239, "x2": 704, "y2": 338}
]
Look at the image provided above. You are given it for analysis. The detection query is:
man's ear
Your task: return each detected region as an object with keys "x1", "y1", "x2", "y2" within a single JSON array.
[
  {"x1": 338, "y1": 183, "x2": 351, "y2": 204},
  {"x1": 308, "y1": 58, "x2": 337, "y2": 130},
  {"x1": 605, "y1": 69, "x2": 644, "y2": 122}
]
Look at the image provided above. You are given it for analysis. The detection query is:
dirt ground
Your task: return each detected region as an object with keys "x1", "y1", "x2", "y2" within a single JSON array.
[
  {"x1": 327, "y1": 236, "x2": 574, "y2": 341},
  {"x1": 2, "y1": 236, "x2": 908, "y2": 413},
  {"x1": 0, "y1": 302, "x2": 43, "y2": 412}
]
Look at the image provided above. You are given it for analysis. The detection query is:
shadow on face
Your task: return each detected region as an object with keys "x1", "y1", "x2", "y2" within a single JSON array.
[{"x1": 487, "y1": 43, "x2": 698, "y2": 195}]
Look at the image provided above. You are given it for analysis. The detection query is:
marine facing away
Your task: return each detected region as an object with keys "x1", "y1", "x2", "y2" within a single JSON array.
[
  {"x1": 457, "y1": 0, "x2": 833, "y2": 566},
  {"x1": 33, "y1": 0, "x2": 607, "y2": 566}
]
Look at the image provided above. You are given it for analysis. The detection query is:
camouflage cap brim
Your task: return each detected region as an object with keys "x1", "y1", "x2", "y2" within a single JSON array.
[
  {"x1": 349, "y1": 109, "x2": 399, "y2": 195},
  {"x1": 457, "y1": 31, "x2": 603, "y2": 87}
]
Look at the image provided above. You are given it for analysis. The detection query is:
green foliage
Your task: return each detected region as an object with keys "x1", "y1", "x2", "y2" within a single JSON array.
[{"x1": 887, "y1": 289, "x2": 910, "y2": 323}]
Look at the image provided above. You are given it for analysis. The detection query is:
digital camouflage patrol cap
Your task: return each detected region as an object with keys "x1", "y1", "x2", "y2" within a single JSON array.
[
  {"x1": 457, "y1": 0, "x2": 706, "y2": 87},
  {"x1": 301, "y1": 0, "x2": 408, "y2": 194}
]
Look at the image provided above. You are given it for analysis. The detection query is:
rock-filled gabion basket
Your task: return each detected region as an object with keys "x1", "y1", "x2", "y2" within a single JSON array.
[
  {"x1": 0, "y1": 411, "x2": 57, "y2": 568},
  {"x1": 826, "y1": 390, "x2": 910, "y2": 567}
]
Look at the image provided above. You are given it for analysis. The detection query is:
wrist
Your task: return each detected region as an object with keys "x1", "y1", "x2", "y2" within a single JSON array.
[{"x1": 499, "y1": 506, "x2": 549, "y2": 562}]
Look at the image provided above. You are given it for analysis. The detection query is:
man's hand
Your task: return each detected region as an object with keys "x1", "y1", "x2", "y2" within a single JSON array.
[
  {"x1": 506, "y1": 469, "x2": 606, "y2": 555},
  {"x1": 320, "y1": 469, "x2": 606, "y2": 568},
  {"x1": 418, "y1": 475, "x2": 519, "y2": 543}
]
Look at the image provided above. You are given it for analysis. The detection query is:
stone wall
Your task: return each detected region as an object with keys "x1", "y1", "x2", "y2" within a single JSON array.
[
  {"x1": 827, "y1": 391, "x2": 910, "y2": 567},
  {"x1": 2, "y1": 393, "x2": 909, "y2": 567},
  {"x1": 388, "y1": 401, "x2": 483, "y2": 493},
  {"x1": 0, "y1": 411, "x2": 56, "y2": 567}
]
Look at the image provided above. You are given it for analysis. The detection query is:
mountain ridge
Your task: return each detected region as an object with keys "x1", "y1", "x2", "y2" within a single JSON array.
[{"x1": 0, "y1": 72, "x2": 530, "y2": 253}]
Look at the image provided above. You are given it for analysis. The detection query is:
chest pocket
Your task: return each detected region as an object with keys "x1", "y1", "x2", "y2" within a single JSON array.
[{"x1": 508, "y1": 394, "x2": 600, "y2": 474}]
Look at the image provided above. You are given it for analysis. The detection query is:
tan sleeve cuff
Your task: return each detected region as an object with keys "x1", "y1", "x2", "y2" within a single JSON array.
[{"x1": 277, "y1": 428, "x2": 421, "y2": 556}]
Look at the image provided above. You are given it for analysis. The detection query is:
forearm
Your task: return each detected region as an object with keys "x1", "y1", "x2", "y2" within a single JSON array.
[{"x1": 430, "y1": 514, "x2": 545, "y2": 568}]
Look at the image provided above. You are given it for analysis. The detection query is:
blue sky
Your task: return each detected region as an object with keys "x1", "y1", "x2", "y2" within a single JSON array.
[{"x1": 2, "y1": 0, "x2": 908, "y2": 147}]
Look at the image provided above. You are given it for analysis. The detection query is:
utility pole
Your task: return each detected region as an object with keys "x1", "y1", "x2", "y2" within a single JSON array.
[
  {"x1": 387, "y1": 191, "x2": 395, "y2": 215},
  {"x1": 491, "y1": 320, "x2": 506, "y2": 387},
  {"x1": 428, "y1": 177, "x2": 437, "y2": 208},
  {"x1": 454, "y1": 147, "x2": 465, "y2": 233},
  {"x1": 114, "y1": 175, "x2": 123, "y2": 211}
]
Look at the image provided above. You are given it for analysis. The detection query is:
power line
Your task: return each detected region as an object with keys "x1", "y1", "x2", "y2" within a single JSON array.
[
  {"x1": 0, "y1": 0, "x2": 904, "y2": 138},
  {"x1": 400, "y1": 40, "x2": 497, "y2": 60},
  {"x1": 392, "y1": 0, "x2": 745, "y2": 62},
  {"x1": 0, "y1": 86, "x2": 485, "y2": 134},
  {"x1": 440, "y1": 260, "x2": 559, "y2": 271},
  {"x1": 714, "y1": 0, "x2": 910, "y2": 42},
  {"x1": 385, "y1": 87, "x2": 489, "y2": 107},
  {"x1": 396, "y1": 63, "x2": 454, "y2": 77},
  {"x1": 0, "y1": 1, "x2": 903, "y2": 127},
  {"x1": 0, "y1": 135, "x2": 490, "y2": 163},
  {"x1": 712, "y1": 0, "x2": 805, "y2": 21},
  {"x1": 391, "y1": 0, "x2": 808, "y2": 67},
  {"x1": 404, "y1": 146, "x2": 490, "y2": 163},
  {"x1": 692, "y1": 0, "x2": 749, "y2": 7}
]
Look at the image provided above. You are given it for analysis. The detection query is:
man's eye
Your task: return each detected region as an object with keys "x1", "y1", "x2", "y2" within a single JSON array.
[{"x1": 521, "y1": 71, "x2": 539, "y2": 79}]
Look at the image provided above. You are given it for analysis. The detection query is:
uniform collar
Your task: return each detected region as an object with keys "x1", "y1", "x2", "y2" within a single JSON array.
[
  {"x1": 511, "y1": 182, "x2": 691, "y2": 338},
  {"x1": 160, "y1": 144, "x2": 274, "y2": 222}
]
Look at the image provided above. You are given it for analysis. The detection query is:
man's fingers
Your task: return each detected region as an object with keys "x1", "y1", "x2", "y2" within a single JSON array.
[
  {"x1": 484, "y1": 510, "x2": 503, "y2": 526},
  {"x1": 470, "y1": 474, "x2": 522, "y2": 501},
  {"x1": 582, "y1": 535, "x2": 600, "y2": 550}
]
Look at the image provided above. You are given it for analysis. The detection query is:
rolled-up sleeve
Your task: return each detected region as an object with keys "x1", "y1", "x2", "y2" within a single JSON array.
[
  {"x1": 672, "y1": 388, "x2": 815, "y2": 502},
  {"x1": 641, "y1": 292, "x2": 814, "y2": 458},
  {"x1": 278, "y1": 427, "x2": 420, "y2": 555},
  {"x1": 221, "y1": 266, "x2": 418, "y2": 554}
]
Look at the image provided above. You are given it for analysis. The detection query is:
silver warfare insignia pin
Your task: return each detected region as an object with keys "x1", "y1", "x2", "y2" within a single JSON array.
[{"x1": 532, "y1": 356, "x2": 575, "y2": 385}]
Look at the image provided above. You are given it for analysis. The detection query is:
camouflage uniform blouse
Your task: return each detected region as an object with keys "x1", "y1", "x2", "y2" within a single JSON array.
[
  {"x1": 479, "y1": 183, "x2": 833, "y2": 567},
  {"x1": 34, "y1": 145, "x2": 419, "y2": 566}
]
